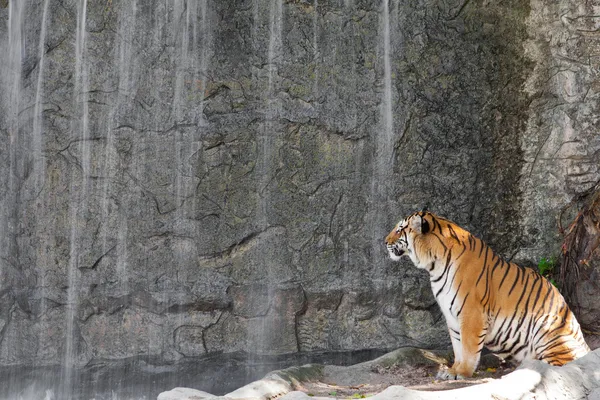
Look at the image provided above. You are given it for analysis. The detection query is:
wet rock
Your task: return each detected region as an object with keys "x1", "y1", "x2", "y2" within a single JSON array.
[
  {"x1": 205, "y1": 285, "x2": 304, "y2": 355},
  {"x1": 0, "y1": 0, "x2": 596, "y2": 372}
]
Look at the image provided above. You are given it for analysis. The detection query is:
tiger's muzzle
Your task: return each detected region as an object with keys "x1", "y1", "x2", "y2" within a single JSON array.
[{"x1": 386, "y1": 243, "x2": 405, "y2": 261}]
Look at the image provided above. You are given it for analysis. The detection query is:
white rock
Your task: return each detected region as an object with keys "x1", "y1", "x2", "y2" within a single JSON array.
[
  {"x1": 225, "y1": 378, "x2": 291, "y2": 400},
  {"x1": 157, "y1": 387, "x2": 215, "y2": 400}
]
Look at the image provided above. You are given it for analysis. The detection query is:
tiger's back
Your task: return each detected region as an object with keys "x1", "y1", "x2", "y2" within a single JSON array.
[{"x1": 385, "y1": 211, "x2": 590, "y2": 379}]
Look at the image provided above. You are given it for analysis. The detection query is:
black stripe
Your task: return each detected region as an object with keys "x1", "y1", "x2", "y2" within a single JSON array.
[
  {"x1": 543, "y1": 348, "x2": 577, "y2": 359},
  {"x1": 490, "y1": 256, "x2": 503, "y2": 278},
  {"x1": 468, "y1": 234, "x2": 475, "y2": 251},
  {"x1": 534, "y1": 316, "x2": 569, "y2": 351},
  {"x1": 449, "y1": 281, "x2": 463, "y2": 310},
  {"x1": 498, "y1": 262, "x2": 511, "y2": 290},
  {"x1": 497, "y1": 327, "x2": 515, "y2": 349},
  {"x1": 529, "y1": 274, "x2": 545, "y2": 316},
  {"x1": 431, "y1": 232, "x2": 448, "y2": 252},
  {"x1": 520, "y1": 265, "x2": 527, "y2": 284},
  {"x1": 489, "y1": 317, "x2": 509, "y2": 347},
  {"x1": 456, "y1": 293, "x2": 470, "y2": 317},
  {"x1": 532, "y1": 288, "x2": 558, "y2": 343},
  {"x1": 432, "y1": 251, "x2": 452, "y2": 283},
  {"x1": 536, "y1": 333, "x2": 570, "y2": 354},
  {"x1": 508, "y1": 265, "x2": 522, "y2": 296},
  {"x1": 503, "y1": 332, "x2": 523, "y2": 354},
  {"x1": 435, "y1": 252, "x2": 454, "y2": 298},
  {"x1": 511, "y1": 342, "x2": 529, "y2": 357},
  {"x1": 432, "y1": 217, "x2": 442, "y2": 234},
  {"x1": 503, "y1": 274, "x2": 531, "y2": 335},
  {"x1": 475, "y1": 247, "x2": 490, "y2": 286},
  {"x1": 455, "y1": 244, "x2": 467, "y2": 260},
  {"x1": 513, "y1": 274, "x2": 540, "y2": 334},
  {"x1": 448, "y1": 225, "x2": 459, "y2": 241},
  {"x1": 478, "y1": 239, "x2": 485, "y2": 257},
  {"x1": 532, "y1": 286, "x2": 557, "y2": 343},
  {"x1": 532, "y1": 315, "x2": 550, "y2": 343}
]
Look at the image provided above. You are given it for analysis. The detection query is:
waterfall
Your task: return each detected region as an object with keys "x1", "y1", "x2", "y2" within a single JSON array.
[
  {"x1": 252, "y1": 0, "x2": 284, "y2": 355},
  {"x1": 258, "y1": 0, "x2": 282, "y2": 230},
  {"x1": 63, "y1": 0, "x2": 89, "y2": 397},
  {"x1": 172, "y1": 0, "x2": 206, "y2": 268},
  {"x1": 2, "y1": 0, "x2": 24, "y2": 283},
  {"x1": 32, "y1": 0, "x2": 50, "y2": 191},
  {"x1": 312, "y1": 0, "x2": 319, "y2": 96},
  {"x1": 198, "y1": 0, "x2": 209, "y2": 127},
  {"x1": 100, "y1": 0, "x2": 139, "y2": 288},
  {"x1": 370, "y1": 0, "x2": 395, "y2": 281}
]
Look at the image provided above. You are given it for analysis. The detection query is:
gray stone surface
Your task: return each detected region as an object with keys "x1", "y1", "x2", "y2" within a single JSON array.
[
  {"x1": 518, "y1": 0, "x2": 600, "y2": 262},
  {"x1": 0, "y1": 0, "x2": 597, "y2": 372}
]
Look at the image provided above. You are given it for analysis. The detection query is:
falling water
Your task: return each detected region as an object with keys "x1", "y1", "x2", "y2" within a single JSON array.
[
  {"x1": 252, "y1": 0, "x2": 260, "y2": 48},
  {"x1": 33, "y1": 0, "x2": 51, "y2": 386},
  {"x1": 371, "y1": 0, "x2": 395, "y2": 280},
  {"x1": 172, "y1": 0, "x2": 190, "y2": 124},
  {"x1": 7, "y1": 0, "x2": 23, "y2": 192},
  {"x1": 258, "y1": 0, "x2": 282, "y2": 231},
  {"x1": 63, "y1": 0, "x2": 89, "y2": 397},
  {"x1": 101, "y1": 0, "x2": 138, "y2": 289},
  {"x1": 1, "y1": 0, "x2": 24, "y2": 284},
  {"x1": 198, "y1": 0, "x2": 209, "y2": 127},
  {"x1": 312, "y1": 0, "x2": 319, "y2": 96},
  {"x1": 32, "y1": 0, "x2": 50, "y2": 191},
  {"x1": 381, "y1": 0, "x2": 394, "y2": 146},
  {"x1": 252, "y1": 0, "x2": 283, "y2": 356},
  {"x1": 172, "y1": 0, "x2": 199, "y2": 268},
  {"x1": 0, "y1": 10, "x2": 24, "y2": 397}
]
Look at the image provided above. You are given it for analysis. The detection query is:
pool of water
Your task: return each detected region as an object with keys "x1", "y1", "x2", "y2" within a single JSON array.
[{"x1": 0, "y1": 350, "x2": 388, "y2": 400}]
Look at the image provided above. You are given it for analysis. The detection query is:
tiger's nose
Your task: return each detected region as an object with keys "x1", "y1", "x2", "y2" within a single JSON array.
[{"x1": 385, "y1": 231, "x2": 398, "y2": 246}]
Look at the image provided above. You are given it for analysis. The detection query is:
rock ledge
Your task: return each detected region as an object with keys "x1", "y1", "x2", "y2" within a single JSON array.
[{"x1": 159, "y1": 347, "x2": 600, "y2": 400}]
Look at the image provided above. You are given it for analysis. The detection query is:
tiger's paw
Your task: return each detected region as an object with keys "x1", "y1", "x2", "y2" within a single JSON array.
[{"x1": 436, "y1": 365, "x2": 467, "y2": 380}]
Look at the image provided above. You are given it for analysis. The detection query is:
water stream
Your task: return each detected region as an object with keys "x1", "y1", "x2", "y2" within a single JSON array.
[
  {"x1": 63, "y1": 1, "x2": 90, "y2": 397},
  {"x1": 2, "y1": 0, "x2": 24, "y2": 285},
  {"x1": 32, "y1": 0, "x2": 50, "y2": 191},
  {"x1": 370, "y1": 0, "x2": 395, "y2": 284},
  {"x1": 312, "y1": 0, "x2": 319, "y2": 96},
  {"x1": 250, "y1": 0, "x2": 284, "y2": 357},
  {"x1": 258, "y1": 0, "x2": 283, "y2": 231}
]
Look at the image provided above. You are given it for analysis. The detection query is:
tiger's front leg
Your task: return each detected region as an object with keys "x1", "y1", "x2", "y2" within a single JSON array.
[{"x1": 437, "y1": 311, "x2": 485, "y2": 380}]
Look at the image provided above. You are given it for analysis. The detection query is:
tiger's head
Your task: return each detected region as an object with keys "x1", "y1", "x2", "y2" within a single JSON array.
[{"x1": 385, "y1": 211, "x2": 432, "y2": 266}]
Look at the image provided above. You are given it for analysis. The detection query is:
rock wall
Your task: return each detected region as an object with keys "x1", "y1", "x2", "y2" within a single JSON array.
[
  {"x1": 519, "y1": 0, "x2": 600, "y2": 261},
  {"x1": 0, "y1": 0, "x2": 594, "y2": 368}
]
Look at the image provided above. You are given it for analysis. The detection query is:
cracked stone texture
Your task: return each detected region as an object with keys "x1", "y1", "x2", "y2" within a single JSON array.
[
  {"x1": 518, "y1": 0, "x2": 600, "y2": 262},
  {"x1": 0, "y1": 0, "x2": 596, "y2": 368}
]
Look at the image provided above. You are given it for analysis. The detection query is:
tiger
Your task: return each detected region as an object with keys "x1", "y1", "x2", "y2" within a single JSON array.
[{"x1": 385, "y1": 211, "x2": 590, "y2": 380}]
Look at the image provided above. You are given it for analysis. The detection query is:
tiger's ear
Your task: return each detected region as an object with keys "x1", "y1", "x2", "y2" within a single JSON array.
[
  {"x1": 421, "y1": 216, "x2": 430, "y2": 234},
  {"x1": 409, "y1": 214, "x2": 430, "y2": 234}
]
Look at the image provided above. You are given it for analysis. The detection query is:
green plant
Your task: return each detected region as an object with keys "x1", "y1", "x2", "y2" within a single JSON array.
[{"x1": 538, "y1": 256, "x2": 558, "y2": 287}]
